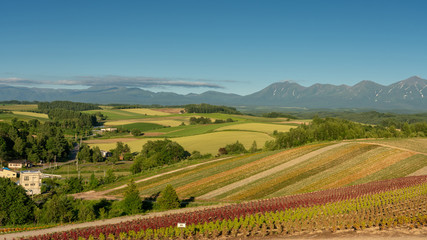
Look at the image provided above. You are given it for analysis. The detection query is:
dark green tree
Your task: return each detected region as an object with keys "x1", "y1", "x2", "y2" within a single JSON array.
[
  {"x1": 131, "y1": 128, "x2": 142, "y2": 136},
  {"x1": 87, "y1": 173, "x2": 99, "y2": 190},
  {"x1": 91, "y1": 146, "x2": 104, "y2": 162},
  {"x1": 122, "y1": 179, "x2": 142, "y2": 215},
  {"x1": 224, "y1": 141, "x2": 247, "y2": 154},
  {"x1": 130, "y1": 157, "x2": 144, "y2": 174},
  {"x1": 249, "y1": 140, "x2": 258, "y2": 153},
  {"x1": 63, "y1": 177, "x2": 84, "y2": 194},
  {"x1": 156, "y1": 185, "x2": 181, "y2": 210},
  {"x1": 139, "y1": 139, "x2": 190, "y2": 166},
  {"x1": 39, "y1": 194, "x2": 75, "y2": 223},
  {"x1": 78, "y1": 144, "x2": 93, "y2": 162},
  {"x1": 0, "y1": 178, "x2": 35, "y2": 225}
]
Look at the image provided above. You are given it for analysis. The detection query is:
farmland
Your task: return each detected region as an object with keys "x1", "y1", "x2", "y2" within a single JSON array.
[
  {"x1": 86, "y1": 107, "x2": 297, "y2": 154},
  {"x1": 98, "y1": 140, "x2": 426, "y2": 201},
  {"x1": 2, "y1": 104, "x2": 427, "y2": 239},
  {"x1": 9, "y1": 176, "x2": 427, "y2": 240}
]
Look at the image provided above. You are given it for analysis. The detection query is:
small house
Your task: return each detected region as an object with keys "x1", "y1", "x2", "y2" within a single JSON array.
[
  {"x1": 100, "y1": 128, "x2": 117, "y2": 132},
  {"x1": 8, "y1": 160, "x2": 33, "y2": 169},
  {"x1": 0, "y1": 167, "x2": 17, "y2": 178},
  {"x1": 101, "y1": 150, "x2": 112, "y2": 158}
]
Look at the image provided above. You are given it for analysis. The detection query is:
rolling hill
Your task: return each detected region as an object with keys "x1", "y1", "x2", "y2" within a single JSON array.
[{"x1": 88, "y1": 138, "x2": 427, "y2": 202}]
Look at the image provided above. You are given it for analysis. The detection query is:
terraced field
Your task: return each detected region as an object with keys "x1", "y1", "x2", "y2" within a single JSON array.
[{"x1": 101, "y1": 139, "x2": 427, "y2": 202}]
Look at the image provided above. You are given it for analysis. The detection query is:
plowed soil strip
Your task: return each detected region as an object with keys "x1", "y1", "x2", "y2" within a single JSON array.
[{"x1": 198, "y1": 142, "x2": 348, "y2": 199}]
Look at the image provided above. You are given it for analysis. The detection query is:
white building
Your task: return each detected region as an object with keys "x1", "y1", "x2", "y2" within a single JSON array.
[{"x1": 20, "y1": 171, "x2": 42, "y2": 195}]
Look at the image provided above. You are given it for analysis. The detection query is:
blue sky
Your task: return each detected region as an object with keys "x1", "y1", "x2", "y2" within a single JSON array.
[{"x1": 1, "y1": 0, "x2": 426, "y2": 95}]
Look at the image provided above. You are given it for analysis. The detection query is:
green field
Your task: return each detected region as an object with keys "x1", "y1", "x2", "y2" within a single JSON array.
[
  {"x1": 215, "y1": 122, "x2": 295, "y2": 134},
  {"x1": 89, "y1": 130, "x2": 273, "y2": 154},
  {"x1": 116, "y1": 122, "x2": 165, "y2": 131}
]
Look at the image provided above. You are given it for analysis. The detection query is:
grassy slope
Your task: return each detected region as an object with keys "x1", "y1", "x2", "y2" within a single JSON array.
[{"x1": 101, "y1": 138, "x2": 426, "y2": 202}]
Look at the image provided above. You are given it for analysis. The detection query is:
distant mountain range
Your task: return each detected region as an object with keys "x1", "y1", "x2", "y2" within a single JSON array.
[{"x1": 0, "y1": 76, "x2": 426, "y2": 111}]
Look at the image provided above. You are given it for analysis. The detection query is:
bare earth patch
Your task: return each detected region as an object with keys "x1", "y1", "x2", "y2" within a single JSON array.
[
  {"x1": 408, "y1": 166, "x2": 427, "y2": 176},
  {"x1": 84, "y1": 138, "x2": 136, "y2": 144},
  {"x1": 142, "y1": 132, "x2": 166, "y2": 136},
  {"x1": 154, "y1": 108, "x2": 184, "y2": 114},
  {"x1": 276, "y1": 121, "x2": 308, "y2": 125},
  {"x1": 244, "y1": 226, "x2": 427, "y2": 240}
]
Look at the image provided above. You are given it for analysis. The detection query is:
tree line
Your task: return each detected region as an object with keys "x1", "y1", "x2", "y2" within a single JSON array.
[
  {"x1": 265, "y1": 117, "x2": 427, "y2": 150},
  {"x1": 0, "y1": 119, "x2": 71, "y2": 164},
  {"x1": 38, "y1": 101, "x2": 101, "y2": 112},
  {"x1": 0, "y1": 177, "x2": 181, "y2": 226},
  {"x1": 185, "y1": 103, "x2": 241, "y2": 114}
]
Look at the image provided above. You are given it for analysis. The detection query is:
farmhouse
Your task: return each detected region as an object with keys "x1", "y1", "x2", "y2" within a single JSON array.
[
  {"x1": 101, "y1": 150, "x2": 112, "y2": 158},
  {"x1": 8, "y1": 160, "x2": 33, "y2": 169},
  {"x1": 101, "y1": 128, "x2": 117, "y2": 132},
  {"x1": 20, "y1": 170, "x2": 42, "y2": 195},
  {"x1": 0, "y1": 167, "x2": 17, "y2": 178}
]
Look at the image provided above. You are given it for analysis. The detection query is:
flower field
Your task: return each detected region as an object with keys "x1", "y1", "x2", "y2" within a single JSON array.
[{"x1": 19, "y1": 175, "x2": 427, "y2": 240}]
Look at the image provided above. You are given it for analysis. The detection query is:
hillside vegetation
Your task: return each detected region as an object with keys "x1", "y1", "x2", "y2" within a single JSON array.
[{"x1": 102, "y1": 139, "x2": 427, "y2": 202}]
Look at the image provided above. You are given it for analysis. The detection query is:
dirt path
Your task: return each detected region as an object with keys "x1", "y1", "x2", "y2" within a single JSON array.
[
  {"x1": 353, "y1": 141, "x2": 427, "y2": 156},
  {"x1": 72, "y1": 156, "x2": 233, "y2": 200},
  {"x1": 352, "y1": 141, "x2": 427, "y2": 178},
  {"x1": 198, "y1": 142, "x2": 349, "y2": 200},
  {"x1": 4, "y1": 210, "x2": 425, "y2": 240}
]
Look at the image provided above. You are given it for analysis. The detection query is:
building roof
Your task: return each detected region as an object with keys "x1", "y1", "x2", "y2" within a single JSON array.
[
  {"x1": 1, "y1": 167, "x2": 15, "y2": 172},
  {"x1": 20, "y1": 170, "x2": 41, "y2": 174},
  {"x1": 8, "y1": 160, "x2": 28, "y2": 164}
]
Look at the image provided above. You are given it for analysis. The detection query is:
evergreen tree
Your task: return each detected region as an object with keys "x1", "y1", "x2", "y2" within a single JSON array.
[
  {"x1": 0, "y1": 178, "x2": 35, "y2": 225},
  {"x1": 122, "y1": 179, "x2": 142, "y2": 215},
  {"x1": 249, "y1": 140, "x2": 258, "y2": 153},
  {"x1": 157, "y1": 185, "x2": 181, "y2": 210}
]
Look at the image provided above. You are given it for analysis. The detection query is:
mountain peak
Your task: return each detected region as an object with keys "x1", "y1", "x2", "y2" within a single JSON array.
[{"x1": 402, "y1": 75, "x2": 426, "y2": 83}]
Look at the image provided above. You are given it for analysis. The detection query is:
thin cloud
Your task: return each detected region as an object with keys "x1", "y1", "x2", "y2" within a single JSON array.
[
  {"x1": 0, "y1": 75, "x2": 225, "y2": 89},
  {"x1": 0, "y1": 77, "x2": 39, "y2": 85}
]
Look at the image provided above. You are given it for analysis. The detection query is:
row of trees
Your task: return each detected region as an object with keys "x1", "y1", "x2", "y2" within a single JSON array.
[
  {"x1": 37, "y1": 101, "x2": 101, "y2": 112},
  {"x1": 0, "y1": 119, "x2": 71, "y2": 163},
  {"x1": 189, "y1": 116, "x2": 234, "y2": 125},
  {"x1": 0, "y1": 177, "x2": 181, "y2": 226},
  {"x1": 47, "y1": 109, "x2": 100, "y2": 130},
  {"x1": 262, "y1": 112, "x2": 297, "y2": 119},
  {"x1": 185, "y1": 103, "x2": 241, "y2": 114},
  {"x1": 218, "y1": 140, "x2": 258, "y2": 156},
  {"x1": 265, "y1": 117, "x2": 427, "y2": 150}
]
